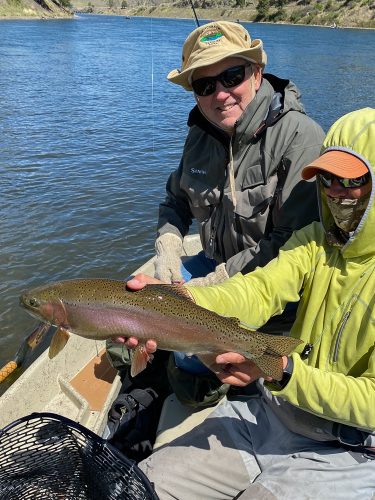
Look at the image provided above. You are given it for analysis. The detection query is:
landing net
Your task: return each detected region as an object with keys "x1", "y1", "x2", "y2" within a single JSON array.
[{"x1": 0, "y1": 412, "x2": 158, "y2": 499}]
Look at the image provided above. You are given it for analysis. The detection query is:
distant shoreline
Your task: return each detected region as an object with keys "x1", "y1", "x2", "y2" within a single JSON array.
[
  {"x1": 0, "y1": 11, "x2": 374, "y2": 31},
  {"x1": 89, "y1": 4, "x2": 375, "y2": 30},
  {"x1": 79, "y1": 12, "x2": 375, "y2": 31}
]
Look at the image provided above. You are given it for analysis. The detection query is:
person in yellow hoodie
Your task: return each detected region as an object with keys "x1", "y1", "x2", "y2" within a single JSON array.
[{"x1": 123, "y1": 108, "x2": 375, "y2": 499}]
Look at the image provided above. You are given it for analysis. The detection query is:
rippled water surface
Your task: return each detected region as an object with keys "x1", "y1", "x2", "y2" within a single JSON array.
[{"x1": 0, "y1": 15, "x2": 374, "y2": 375}]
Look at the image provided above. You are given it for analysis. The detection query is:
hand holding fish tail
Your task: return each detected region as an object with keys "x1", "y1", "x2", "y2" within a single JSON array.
[{"x1": 199, "y1": 352, "x2": 280, "y2": 386}]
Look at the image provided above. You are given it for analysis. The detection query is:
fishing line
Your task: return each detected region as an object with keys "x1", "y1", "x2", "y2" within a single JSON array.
[{"x1": 150, "y1": 16, "x2": 155, "y2": 155}]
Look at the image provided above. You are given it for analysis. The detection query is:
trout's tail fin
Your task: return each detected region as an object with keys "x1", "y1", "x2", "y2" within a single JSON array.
[
  {"x1": 252, "y1": 331, "x2": 302, "y2": 356},
  {"x1": 255, "y1": 352, "x2": 284, "y2": 381}
]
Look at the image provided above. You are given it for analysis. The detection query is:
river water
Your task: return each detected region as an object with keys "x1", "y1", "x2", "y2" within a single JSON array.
[{"x1": 0, "y1": 15, "x2": 374, "y2": 378}]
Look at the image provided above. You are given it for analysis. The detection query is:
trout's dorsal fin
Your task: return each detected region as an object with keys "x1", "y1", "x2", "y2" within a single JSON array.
[
  {"x1": 238, "y1": 319, "x2": 260, "y2": 331},
  {"x1": 49, "y1": 327, "x2": 71, "y2": 359},
  {"x1": 219, "y1": 316, "x2": 259, "y2": 332}
]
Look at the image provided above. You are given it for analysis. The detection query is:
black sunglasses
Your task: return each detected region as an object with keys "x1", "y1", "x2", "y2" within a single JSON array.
[
  {"x1": 318, "y1": 171, "x2": 370, "y2": 189},
  {"x1": 192, "y1": 64, "x2": 251, "y2": 97}
]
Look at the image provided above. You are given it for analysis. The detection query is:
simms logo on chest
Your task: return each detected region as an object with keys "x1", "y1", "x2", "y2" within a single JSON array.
[{"x1": 190, "y1": 168, "x2": 207, "y2": 175}]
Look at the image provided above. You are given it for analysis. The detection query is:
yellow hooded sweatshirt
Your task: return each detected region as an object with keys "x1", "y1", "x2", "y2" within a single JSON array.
[{"x1": 188, "y1": 108, "x2": 375, "y2": 432}]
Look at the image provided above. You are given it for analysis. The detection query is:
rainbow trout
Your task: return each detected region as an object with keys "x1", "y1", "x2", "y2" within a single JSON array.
[{"x1": 20, "y1": 278, "x2": 302, "y2": 380}]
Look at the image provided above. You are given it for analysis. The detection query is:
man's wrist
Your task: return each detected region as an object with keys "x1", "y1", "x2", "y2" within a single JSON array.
[
  {"x1": 273, "y1": 356, "x2": 294, "y2": 389},
  {"x1": 282, "y1": 355, "x2": 288, "y2": 370}
]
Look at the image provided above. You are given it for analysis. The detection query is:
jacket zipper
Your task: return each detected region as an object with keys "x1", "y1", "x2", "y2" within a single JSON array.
[
  {"x1": 205, "y1": 150, "x2": 228, "y2": 260},
  {"x1": 333, "y1": 310, "x2": 351, "y2": 362},
  {"x1": 206, "y1": 223, "x2": 217, "y2": 259},
  {"x1": 332, "y1": 265, "x2": 375, "y2": 363}
]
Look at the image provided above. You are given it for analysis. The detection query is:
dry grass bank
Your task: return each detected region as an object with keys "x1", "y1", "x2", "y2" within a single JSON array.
[
  {"x1": 0, "y1": 0, "x2": 73, "y2": 18},
  {"x1": 74, "y1": 1, "x2": 375, "y2": 30}
]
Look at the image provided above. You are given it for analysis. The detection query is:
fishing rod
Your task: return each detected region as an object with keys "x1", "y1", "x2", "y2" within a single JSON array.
[
  {"x1": 0, "y1": 322, "x2": 50, "y2": 383},
  {"x1": 189, "y1": 0, "x2": 200, "y2": 27}
]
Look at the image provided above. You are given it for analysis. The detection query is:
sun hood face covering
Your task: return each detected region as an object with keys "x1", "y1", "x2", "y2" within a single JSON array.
[{"x1": 326, "y1": 191, "x2": 370, "y2": 233}]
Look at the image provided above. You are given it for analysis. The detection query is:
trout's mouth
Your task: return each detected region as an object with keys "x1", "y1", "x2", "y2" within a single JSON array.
[{"x1": 19, "y1": 295, "x2": 48, "y2": 325}]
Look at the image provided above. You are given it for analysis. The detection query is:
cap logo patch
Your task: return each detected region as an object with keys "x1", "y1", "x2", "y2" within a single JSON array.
[{"x1": 200, "y1": 30, "x2": 223, "y2": 45}]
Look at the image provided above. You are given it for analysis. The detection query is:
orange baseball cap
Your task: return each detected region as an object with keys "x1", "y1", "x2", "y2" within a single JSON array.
[{"x1": 302, "y1": 150, "x2": 368, "y2": 180}]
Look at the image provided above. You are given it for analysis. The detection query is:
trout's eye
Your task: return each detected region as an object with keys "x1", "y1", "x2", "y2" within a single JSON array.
[{"x1": 29, "y1": 298, "x2": 40, "y2": 308}]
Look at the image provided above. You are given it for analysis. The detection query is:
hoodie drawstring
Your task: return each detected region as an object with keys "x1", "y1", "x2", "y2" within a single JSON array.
[{"x1": 228, "y1": 139, "x2": 237, "y2": 209}]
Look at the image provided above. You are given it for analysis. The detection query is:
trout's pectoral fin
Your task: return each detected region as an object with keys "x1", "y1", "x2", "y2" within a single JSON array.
[
  {"x1": 48, "y1": 327, "x2": 71, "y2": 359},
  {"x1": 130, "y1": 345, "x2": 154, "y2": 378}
]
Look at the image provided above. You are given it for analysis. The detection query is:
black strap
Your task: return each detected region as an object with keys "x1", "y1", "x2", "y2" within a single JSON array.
[
  {"x1": 128, "y1": 388, "x2": 158, "y2": 409},
  {"x1": 107, "y1": 388, "x2": 158, "y2": 437}
]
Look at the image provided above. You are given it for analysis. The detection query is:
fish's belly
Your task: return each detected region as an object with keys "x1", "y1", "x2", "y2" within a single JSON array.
[
  {"x1": 66, "y1": 305, "x2": 150, "y2": 340},
  {"x1": 64, "y1": 304, "x2": 178, "y2": 340},
  {"x1": 65, "y1": 303, "x2": 220, "y2": 352}
]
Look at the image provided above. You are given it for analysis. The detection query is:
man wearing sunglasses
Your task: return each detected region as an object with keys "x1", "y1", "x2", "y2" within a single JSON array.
[
  {"x1": 131, "y1": 108, "x2": 375, "y2": 499},
  {"x1": 303, "y1": 157, "x2": 371, "y2": 246},
  {"x1": 155, "y1": 21, "x2": 324, "y2": 290}
]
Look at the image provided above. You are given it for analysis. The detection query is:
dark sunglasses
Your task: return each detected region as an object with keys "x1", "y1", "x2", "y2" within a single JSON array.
[
  {"x1": 192, "y1": 64, "x2": 251, "y2": 97},
  {"x1": 318, "y1": 171, "x2": 370, "y2": 189}
]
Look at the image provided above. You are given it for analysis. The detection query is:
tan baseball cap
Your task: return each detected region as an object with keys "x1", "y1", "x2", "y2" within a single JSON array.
[
  {"x1": 167, "y1": 21, "x2": 267, "y2": 91},
  {"x1": 302, "y1": 150, "x2": 369, "y2": 180}
]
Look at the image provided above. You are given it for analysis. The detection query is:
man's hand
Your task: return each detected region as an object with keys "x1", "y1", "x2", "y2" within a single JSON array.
[
  {"x1": 188, "y1": 263, "x2": 229, "y2": 286},
  {"x1": 114, "y1": 335, "x2": 158, "y2": 354},
  {"x1": 112, "y1": 273, "x2": 162, "y2": 353},
  {"x1": 154, "y1": 233, "x2": 184, "y2": 283},
  {"x1": 198, "y1": 353, "x2": 287, "y2": 386},
  {"x1": 126, "y1": 273, "x2": 162, "y2": 289}
]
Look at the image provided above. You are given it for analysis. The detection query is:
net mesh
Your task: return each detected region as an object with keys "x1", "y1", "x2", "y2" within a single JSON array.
[{"x1": 0, "y1": 412, "x2": 159, "y2": 500}]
